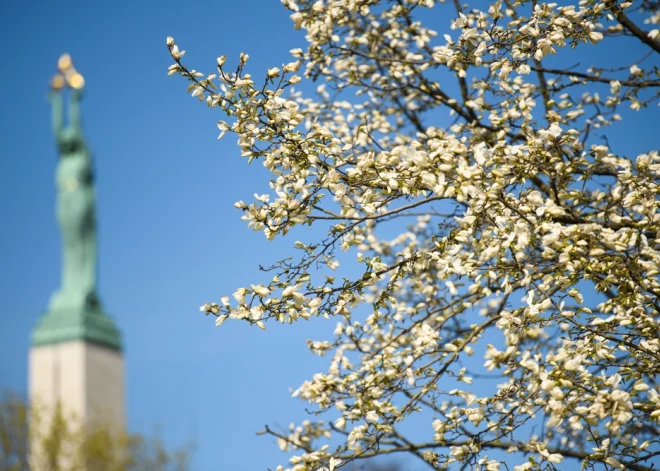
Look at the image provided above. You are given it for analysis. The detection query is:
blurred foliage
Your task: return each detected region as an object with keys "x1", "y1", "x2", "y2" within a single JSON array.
[
  {"x1": 0, "y1": 392, "x2": 192, "y2": 471},
  {"x1": 0, "y1": 393, "x2": 28, "y2": 471}
]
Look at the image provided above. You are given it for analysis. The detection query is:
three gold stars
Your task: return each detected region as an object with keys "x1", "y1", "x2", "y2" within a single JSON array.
[{"x1": 51, "y1": 53, "x2": 85, "y2": 90}]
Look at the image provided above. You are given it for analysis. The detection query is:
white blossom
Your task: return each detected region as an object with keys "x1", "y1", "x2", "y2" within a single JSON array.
[{"x1": 168, "y1": 0, "x2": 660, "y2": 469}]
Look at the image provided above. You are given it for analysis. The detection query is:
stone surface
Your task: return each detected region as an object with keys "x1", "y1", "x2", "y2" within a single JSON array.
[{"x1": 29, "y1": 339, "x2": 125, "y2": 430}]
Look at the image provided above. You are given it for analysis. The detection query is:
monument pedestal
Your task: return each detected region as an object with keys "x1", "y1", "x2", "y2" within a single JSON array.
[
  {"x1": 30, "y1": 309, "x2": 124, "y2": 424},
  {"x1": 29, "y1": 311, "x2": 124, "y2": 470}
]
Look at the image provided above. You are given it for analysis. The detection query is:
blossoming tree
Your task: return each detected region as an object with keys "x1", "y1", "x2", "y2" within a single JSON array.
[{"x1": 167, "y1": 0, "x2": 660, "y2": 469}]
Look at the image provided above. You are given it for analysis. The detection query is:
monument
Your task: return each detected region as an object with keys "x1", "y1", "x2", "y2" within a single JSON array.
[{"x1": 29, "y1": 54, "x2": 125, "y2": 468}]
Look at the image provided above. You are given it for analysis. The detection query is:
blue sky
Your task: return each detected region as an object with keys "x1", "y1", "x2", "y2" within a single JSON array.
[
  {"x1": 0, "y1": 1, "x2": 332, "y2": 469},
  {"x1": 1, "y1": 1, "x2": 659, "y2": 470}
]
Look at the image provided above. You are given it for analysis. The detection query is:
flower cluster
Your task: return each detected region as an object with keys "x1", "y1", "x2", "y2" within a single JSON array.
[{"x1": 169, "y1": 0, "x2": 660, "y2": 469}]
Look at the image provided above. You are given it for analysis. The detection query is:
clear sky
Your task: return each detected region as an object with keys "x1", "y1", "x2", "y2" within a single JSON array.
[
  {"x1": 1, "y1": 1, "x2": 659, "y2": 470},
  {"x1": 0, "y1": 1, "x2": 333, "y2": 469}
]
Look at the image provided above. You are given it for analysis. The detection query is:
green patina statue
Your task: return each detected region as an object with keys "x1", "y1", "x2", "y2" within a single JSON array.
[
  {"x1": 31, "y1": 55, "x2": 121, "y2": 350},
  {"x1": 48, "y1": 82, "x2": 100, "y2": 312}
]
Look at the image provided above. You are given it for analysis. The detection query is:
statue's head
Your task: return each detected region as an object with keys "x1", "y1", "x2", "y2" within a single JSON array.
[{"x1": 57, "y1": 127, "x2": 86, "y2": 155}]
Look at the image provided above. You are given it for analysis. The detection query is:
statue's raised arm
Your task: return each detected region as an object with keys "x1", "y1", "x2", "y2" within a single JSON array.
[
  {"x1": 65, "y1": 62, "x2": 87, "y2": 140},
  {"x1": 49, "y1": 85, "x2": 64, "y2": 138},
  {"x1": 68, "y1": 88, "x2": 83, "y2": 134}
]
